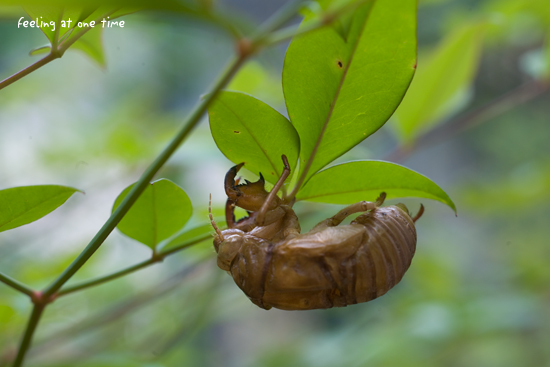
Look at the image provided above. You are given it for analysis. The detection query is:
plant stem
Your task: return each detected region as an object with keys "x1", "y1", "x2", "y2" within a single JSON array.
[
  {"x1": 57, "y1": 258, "x2": 156, "y2": 296},
  {"x1": 0, "y1": 272, "x2": 35, "y2": 298},
  {"x1": 159, "y1": 234, "x2": 212, "y2": 257},
  {"x1": 42, "y1": 55, "x2": 245, "y2": 299},
  {"x1": 251, "y1": 0, "x2": 306, "y2": 39},
  {"x1": 13, "y1": 304, "x2": 45, "y2": 367},
  {"x1": 28, "y1": 262, "x2": 206, "y2": 360},
  {"x1": 261, "y1": 0, "x2": 369, "y2": 46},
  {"x1": 0, "y1": 10, "x2": 117, "y2": 92},
  {"x1": 0, "y1": 54, "x2": 57, "y2": 91},
  {"x1": 12, "y1": 55, "x2": 244, "y2": 365},
  {"x1": 385, "y1": 79, "x2": 550, "y2": 162},
  {"x1": 57, "y1": 233, "x2": 212, "y2": 296}
]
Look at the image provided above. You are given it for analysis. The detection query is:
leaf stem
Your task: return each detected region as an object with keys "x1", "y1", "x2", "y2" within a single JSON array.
[
  {"x1": 57, "y1": 258, "x2": 156, "y2": 296},
  {"x1": 51, "y1": 11, "x2": 62, "y2": 51},
  {"x1": 42, "y1": 55, "x2": 245, "y2": 298},
  {"x1": 57, "y1": 233, "x2": 212, "y2": 296},
  {"x1": 0, "y1": 53, "x2": 57, "y2": 91},
  {"x1": 159, "y1": 234, "x2": 213, "y2": 257},
  {"x1": 11, "y1": 52, "x2": 245, "y2": 367},
  {"x1": 0, "y1": 271, "x2": 35, "y2": 298},
  {"x1": 26, "y1": 262, "x2": 206, "y2": 360},
  {"x1": 261, "y1": 0, "x2": 369, "y2": 46},
  {"x1": 13, "y1": 304, "x2": 45, "y2": 367},
  {"x1": 0, "y1": 10, "x2": 117, "y2": 92},
  {"x1": 251, "y1": 0, "x2": 306, "y2": 40}
]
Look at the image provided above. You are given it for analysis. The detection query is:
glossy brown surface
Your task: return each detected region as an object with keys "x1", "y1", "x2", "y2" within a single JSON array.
[
  {"x1": 215, "y1": 204, "x2": 417, "y2": 310},
  {"x1": 213, "y1": 159, "x2": 419, "y2": 310}
]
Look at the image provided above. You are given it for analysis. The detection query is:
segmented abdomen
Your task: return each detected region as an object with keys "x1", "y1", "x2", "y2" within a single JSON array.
[{"x1": 229, "y1": 205, "x2": 417, "y2": 310}]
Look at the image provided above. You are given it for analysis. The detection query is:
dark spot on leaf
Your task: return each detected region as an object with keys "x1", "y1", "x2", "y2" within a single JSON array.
[
  {"x1": 337, "y1": 60, "x2": 343, "y2": 68},
  {"x1": 234, "y1": 130, "x2": 240, "y2": 134}
]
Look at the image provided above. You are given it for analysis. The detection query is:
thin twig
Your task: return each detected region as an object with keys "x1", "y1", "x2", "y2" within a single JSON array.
[
  {"x1": 0, "y1": 271, "x2": 35, "y2": 298},
  {"x1": 56, "y1": 258, "x2": 157, "y2": 297},
  {"x1": 0, "y1": 10, "x2": 118, "y2": 92},
  {"x1": 13, "y1": 305, "x2": 45, "y2": 367},
  {"x1": 0, "y1": 54, "x2": 57, "y2": 90},
  {"x1": 250, "y1": 0, "x2": 305, "y2": 39},
  {"x1": 57, "y1": 233, "x2": 212, "y2": 296},
  {"x1": 41, "y1": 54, "x2": 245, "y2": 299},
  {"x1": 26, "y1": 262, "x2": 208, "y2": 361},
  {"x1": 260, "y1": 0, "x2": 369, "y2": 46}
]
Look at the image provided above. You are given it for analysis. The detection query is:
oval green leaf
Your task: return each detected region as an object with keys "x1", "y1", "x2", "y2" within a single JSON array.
[
  {"x1": 113, "y1": 179, "x2": 192, "y2": 249},
  {"x1": 283, "y1": 0, "x2": 417, "y2": 184},
  {"x1": 0, "y1": 185, "x2": 81, "y2": 233},
  {"x1": 29, "y1": 44, "x2": 51, "y2": 56},
  {"x1": 297, "y1": 161, "x2": 456, "y2": 213},
  {"x1": 208, "y1": 91, "x2": 300, "y2": 185},
  {"x1": 393, "y1": 22, "x2": 485, "y2": 142},
  {"x1": 71, "y1": 27, "x2": 105, "y2": 67}
]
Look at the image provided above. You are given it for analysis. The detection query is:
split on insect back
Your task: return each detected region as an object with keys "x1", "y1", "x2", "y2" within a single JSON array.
[{"x1": 211, "y1": 156, "x2": 425, "y2": 311}]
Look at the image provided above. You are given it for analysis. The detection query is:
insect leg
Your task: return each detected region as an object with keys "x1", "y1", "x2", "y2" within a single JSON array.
[
  {"x1": 225, "y1": 199, "x2": 237, "y2": 228},
  {"x1": 255, "y1": 155, "x2": 291, "y2": 226},
  {"x1": 412, "y1": 204, "x2": 425, "y2": 223},
  {"x1": 209, "y1": 194, "x2": 224, "y2": 240},
  {"x1": 310, "y1": 193, "x2": 387, "y2": 231},
  {"x1": 375, "y1": 192, "x2": 387, "y2": 206}
]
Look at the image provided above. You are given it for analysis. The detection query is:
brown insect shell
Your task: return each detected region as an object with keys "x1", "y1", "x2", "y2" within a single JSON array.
[
  {"x1": 225, "y1": 170, "x2": 280, "y2": 213},
  {"x1": 214, "y1": 202, "x2": 417, "y2": 311},
  {"x1": 214, "y1": 204, "x2": 298, "y2": 271}
]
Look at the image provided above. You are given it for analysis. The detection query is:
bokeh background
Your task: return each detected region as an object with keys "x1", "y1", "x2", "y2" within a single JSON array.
[{"x1": 1, "y1": 0, "x2": 549, "y2": 366}]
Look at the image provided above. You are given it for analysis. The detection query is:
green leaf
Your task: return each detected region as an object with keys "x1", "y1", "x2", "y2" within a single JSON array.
[
  {"x1": 160, "y1": 223, "x2": 220, "y2": 253},
  {"x1": 393, "y1": 23, "x2": 485, "y2": 142},
  {"x1": 29, "y1": 44, "x2": 51, "y2": 56},
  {"x1": 297, "y1": 161, "x2": 456, "y2": 213},
  {"x1": 24, "y1": 5, "x2": 107, "y2": 66},
  {"x1": 71, "y1": 26, "x2": 105, "y2": 67},
  {"x1": 113, "y1": 179, "x2": 193, "y2": 249},
  {"x1": 208, "y1": 91, "x2": 300, "y2": 185},
  {"x1": 24, "y1": 6, "x2": 81, "y2": 45},
  {"x1": 282, "y1": 0, "x2": 417, "y2": 184},
  {"x1": 0, "y1": 185, "x2": 81, "y2": 233}
]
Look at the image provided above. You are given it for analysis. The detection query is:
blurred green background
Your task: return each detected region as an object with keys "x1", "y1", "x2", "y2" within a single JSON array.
[{"x1": 1, "y1": 0, "x2": 549, "y2": 366}]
